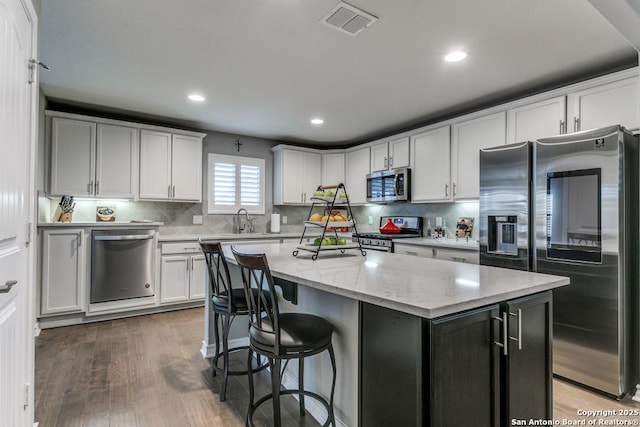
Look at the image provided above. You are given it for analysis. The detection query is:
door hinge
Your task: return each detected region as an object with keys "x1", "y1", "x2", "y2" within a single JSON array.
[
  {"x1": 25, "y1": 222, "x2": 32, "y2": 245},
  {"x1": 28, "y1": 59, "x2": 50, "y2": 84},
  {"x1": 24, "y1": 382, "x2": 31, "y2": 409}
]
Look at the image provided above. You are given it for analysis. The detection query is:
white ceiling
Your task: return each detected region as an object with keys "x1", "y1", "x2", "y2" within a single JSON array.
[{"x1": 39, "y1": 0, "x2": 638, "y2": 146}]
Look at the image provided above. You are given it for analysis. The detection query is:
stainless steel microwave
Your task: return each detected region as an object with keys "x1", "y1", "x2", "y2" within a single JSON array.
[{"x1": 366, "y1": 167, "x2": 411, "y2": 203}]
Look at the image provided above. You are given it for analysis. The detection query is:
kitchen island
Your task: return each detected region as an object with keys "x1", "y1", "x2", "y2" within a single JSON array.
[{"x1": 215, "y1": 242, "x2": 569, "y2": 427}]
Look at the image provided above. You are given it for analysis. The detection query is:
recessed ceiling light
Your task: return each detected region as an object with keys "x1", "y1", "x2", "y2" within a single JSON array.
[
  {"x1": 188, "y1": 94, "x2": 206, "y2": 102},
  {"x1": 310, "y1": 118, "x2": 324, "y2": 125},
  {"x1": 444, "y1": 51, "x2": 467, "y2": 62}
]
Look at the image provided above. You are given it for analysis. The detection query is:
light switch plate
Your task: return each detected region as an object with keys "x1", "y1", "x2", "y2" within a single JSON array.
[
  {"x1": 436, "y1": 217, "x2": 442, "y2": 227},
  {"x1": 368, "y1": 216, "x2": 373, "y2": 225},
  {"x1": 282, "y1": 216, "x2": 287, "y2": 224},
  {"x1": 192, "y1": 215, "x2": 203, "y2": 225}
]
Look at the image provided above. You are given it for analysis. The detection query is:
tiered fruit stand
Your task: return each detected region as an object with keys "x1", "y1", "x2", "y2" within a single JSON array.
[{"x1": 293, "y1": 183, "x2": 366, "y2": 260}]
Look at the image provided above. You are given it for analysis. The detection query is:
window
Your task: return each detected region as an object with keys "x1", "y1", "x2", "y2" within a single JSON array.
[{"x1": 208, "y1": 154, "x2": 265, "y2": 214}]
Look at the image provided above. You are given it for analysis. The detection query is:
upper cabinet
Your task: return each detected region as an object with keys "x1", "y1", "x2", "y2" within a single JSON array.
[
  {"x1": 50, "y1": 118, "x2": 137, "y2": 198},
  {"x1": 370, "y1": 137, "x2": 409, "y2": 172},
  {"x1": 452, "y1": 111, "x2": 506, "y2": 199},
  {"x1": 273, "y1": 147, "x2": 322, "y2": 205},
  {"x1": 47, "y1": 111, "x2": 205, "y2": 201},
  {"x1": 411, "y1": 126, "x2": 451, "y2": 202},
  {"x1": 139, "y1": 131, "x2": 203, "y2": 202},
  {"x1": 344, "y1": 146, "x2": 370, "y2": 205},
  {"x1": 322, "y1": 153, "x2": 345, "y2": 186},
  {"x1": 506, "y1": 96, "x2": 567, "y2": 144},
  {"x1": 567, "y1": 76, "x2": 639, "y2": 132}
]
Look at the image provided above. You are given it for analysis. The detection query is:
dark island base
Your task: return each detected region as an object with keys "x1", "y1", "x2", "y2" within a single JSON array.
[{"x1": 359, "y1": 290, "x2": 552, "y2": 427}]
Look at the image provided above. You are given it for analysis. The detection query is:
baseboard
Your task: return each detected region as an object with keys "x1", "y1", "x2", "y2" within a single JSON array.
[
  {"x1": 33, "y1": 321, "x2": 41, "y2": 337},
  {"x1": 632, "y1": 384, "x2": 640, "y2": 403},
  {"x1": 280, "y1": 368, "x2": 347, "y2": 427},
  {"x1": 200, "y1": 337, "x2": 248, "y2": 359}
]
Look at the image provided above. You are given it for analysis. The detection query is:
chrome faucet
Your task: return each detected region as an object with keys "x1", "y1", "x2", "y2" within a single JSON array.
[{"x1": 236, "y1": 208, "x2": 252, "y2": 233}]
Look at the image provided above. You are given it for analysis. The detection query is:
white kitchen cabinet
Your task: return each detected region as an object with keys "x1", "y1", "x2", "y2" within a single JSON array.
[
  {"x1": 139, "y1": 130, "x2": 203, "y2": 202},
  {"x1": 40, "y1": 229, "x2": 85, "y2": 315},
  {"x1": 322, "y1": 153, "x2": 345, "y2": 186},
  {"x1": 452, "y1": 111, "x2": 506, "y2": 199},
  {"x1": 273, "y1": 147, "x2": 322, "y2": 204},
  {"x1": 567, "y1": 76, "x2": 639, "y2": 132},
  {"x1": 506, "y1": 96, "x2": 566, "y2": 143},
  {"x1": 50, "y1": 118, "x2": 138, "y2": 198},
  {"x1": 50, "y1": 118, "x2": 95, "y2": 196},
  {"x1": 393, "y1": 243, "x2": 434, "y2": 258},
  {"x1": 371, "y1": 137, "x2": 410, "y2": 172},
  {"x1": 160, "y1": 242, "x2": 206, "y2": 303},
  {"x1": 411, "y1": 126, "x2": 451, "y2": 202},
  {"x1": 344, "y1": 146, "x2": 370, "y2": 204},
  {"x1": 432, "y1": 247, "x2": 479, "y2": 264}
]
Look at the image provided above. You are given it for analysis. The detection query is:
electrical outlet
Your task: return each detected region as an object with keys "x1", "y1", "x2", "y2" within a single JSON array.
[
  {"x1": 282, "y1": 216, "x2": 287, "y2": 224},
  {"x1": 192, "y1": 215, "x2": 203, "y2": 225},
  {"x1": 368, "y1": 216, "x2": 373, "y2": 225},
  {"x1": 436, "y1": 217, "x2": 442, "y2": 227}
]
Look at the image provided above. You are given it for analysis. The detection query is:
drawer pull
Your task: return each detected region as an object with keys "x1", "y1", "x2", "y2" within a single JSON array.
[{"x1": 0, "y1": 280, "x2": 17, "y2": 294}]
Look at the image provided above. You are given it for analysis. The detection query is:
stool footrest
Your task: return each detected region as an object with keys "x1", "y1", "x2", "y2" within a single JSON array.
[
  {"x1": 212, "y1": 346, "x2": 269, "y2": 376},
  {"x1": 248, "y1": 389, "x2": 334, "y2": 427}
]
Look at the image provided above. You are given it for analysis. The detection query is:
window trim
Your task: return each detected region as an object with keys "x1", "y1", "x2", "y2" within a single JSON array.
[{"x1": 207, "y1": 153, "x2": 265, "y2": 215}]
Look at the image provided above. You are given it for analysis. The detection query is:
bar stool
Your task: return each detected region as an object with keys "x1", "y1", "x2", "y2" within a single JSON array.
[
  {"x1": 231, "y1": 246, "x2": 337, "y2": 427},
  {"x1": 199, "y1": 241, "x2": 268, "y2": 401}
]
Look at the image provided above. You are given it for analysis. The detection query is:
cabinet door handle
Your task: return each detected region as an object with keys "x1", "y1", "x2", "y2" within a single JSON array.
[
  {"x1": 168, "y1": 185, "x2": 172, "y2": 198},
  {"x1": 88, "y1": 181, "x2": 94, "y2": 195},
  {"x1": 0, "y1": 280, "x2": 17, "y2": 294},
  {"x1": 452, "y1": 182, "x2": 457, "y2": 197},
  {"x1": 493, "y1": 312, "x2": 508, "y2": 356},
  {"x1": 406, "y1": 251, "x2": 417, "y2": 256},
  {"x1": 559, "y1": 120, "x2": 565, "y2": 134},
  {"x1": 77, "y1": 234, "x2": 82, "y2": 247},
  {"x1": 573, "y1": 117, "x2": 580, "y2": 132},
  {"x1": 509, "y1": 308, "x2": 523, "y2": 350},
  {"x1": 445, "y1": 183, "x2": 448, "y2": 197},
  {"x1": 451, "y1": 257, "x2": 466, "y2": 263},
  {"x1": 384, "y1": 157, "x2": 388, "y2": 169},
  {"x1": 172, "y1": 185, "x2": 176, "y2": 198},
  {"x1": 95, "y1": 181, "x2": 99, "y2": 195},
  {"x1": 389, "y1": 156, "x2": 393, "y2": 167}
]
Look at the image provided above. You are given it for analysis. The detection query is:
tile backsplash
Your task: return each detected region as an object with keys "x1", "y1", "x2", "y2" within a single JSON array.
[{"x1": 42, "y1": 195, "x2": 479, "y2": 240}]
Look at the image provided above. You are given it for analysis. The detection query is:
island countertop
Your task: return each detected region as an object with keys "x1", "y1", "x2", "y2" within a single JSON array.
[{"x1": 223, "y1": 242, "x2": 569, "y2": 319}]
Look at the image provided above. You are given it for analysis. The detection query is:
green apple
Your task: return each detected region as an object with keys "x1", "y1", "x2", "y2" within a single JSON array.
[
  {"x1": 313, "y1": 237, "x2": 322, "y2": 246},
  {"x1": 337, "y1": 238, "x2": 347, "y2": 245},
  {"x1": 323, "y1": 191, "x2": 335, "y2": 197},
  {"x1": 313, "y1": 191, "x2": 324, "y2": 197}
]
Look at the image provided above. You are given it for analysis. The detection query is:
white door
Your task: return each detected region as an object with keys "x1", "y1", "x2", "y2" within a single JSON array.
[
  {"x1": 301, "y1": 152, "x2": 321, "y2": 203},
  {"x1": 389, "y1": 137, "x2": 409, "y2": 169},
  {"x1": 160, "y1": 256, "x2": 190, "y2": 303},
  {"x1": 282, "y1": 149, "x2": 304, "y2": 203},
  {"x1": 568, "y1": 77, "x2": 639, "y2": 132},
  {"x1": 171, "y1": 134, "x2": 202, "y2": 201},
  {"x1": 506, "y1": 96, "x2": 567, "y2": 143},
  {"x1": 189, "y1": 255, "x2": 206, "y2": 300},
  {"x1": 345, "y1": 147, "x2": 369, "y2": 204},
  {"x1": 411, "y1": 126, "x2": 451, "y2": 202},
  {"x1": 452, "y1": 111, "x2": 506, "y2": 199},
  {"x1": 0, "y1": 0, "x2": 37, "y2": 425},
  {"x1": 95, "y1": 124, "x2": 137, "y2": 198},
  {"x1": 139, "y1": 129, "x2": 172, "y2": 200},
  {"x1": 370, "y1": 142, "x2": 388, "y2": 172},
  {"x1": 50, "y1": 118, "x2": 96, "y2": 196}
]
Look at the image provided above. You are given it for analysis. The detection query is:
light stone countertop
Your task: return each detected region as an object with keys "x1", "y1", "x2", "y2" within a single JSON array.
[
  {"x1": 38, "y1": 221, "x2": 164, "y2": 227},
  {"x1": 157, "y1": 232, "x2": 340, "y2": 242},
  {"x1": 393, "y1": 237, "x2": 480, "y2": 251},
  {"x1": 223, "y1": 242, "x2": 568, "y2": 319}
]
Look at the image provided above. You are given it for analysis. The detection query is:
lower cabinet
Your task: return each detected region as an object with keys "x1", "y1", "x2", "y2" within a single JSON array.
[
  {"x1": 160, "y1": 242, "x2": 206, "y2": 304},
  {"x1": 393, "y1": 243, "x2": 479, "y2": 264},
  {"x1": 359, "y1": 291, "x2": 552, "y2": 427},
  {"x1": 40, "y1": 229, "x2": 85, "y2": 315}
]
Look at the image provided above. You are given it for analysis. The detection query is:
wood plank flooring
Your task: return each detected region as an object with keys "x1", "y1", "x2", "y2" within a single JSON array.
[{"x1": 35, "y1": 307, "x2": 640, "y2": 426}]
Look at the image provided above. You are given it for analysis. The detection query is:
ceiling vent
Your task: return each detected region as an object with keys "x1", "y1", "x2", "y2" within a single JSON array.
[{"x1": 321, "y1": 2, "x2": 378, "y2": 36}]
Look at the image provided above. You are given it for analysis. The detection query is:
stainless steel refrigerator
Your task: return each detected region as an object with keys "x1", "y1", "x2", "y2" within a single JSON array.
[{"x1": 479, "y1": 125, "x2": 638, "y2": 398}]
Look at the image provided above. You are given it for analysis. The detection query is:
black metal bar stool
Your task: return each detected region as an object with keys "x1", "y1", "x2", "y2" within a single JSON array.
[
  {"x1": 199, "y1": 241, "x2": 268, "y2": 401},
  {"x1": 231, "y1": 245, "x2": 337, "y2": 427}
]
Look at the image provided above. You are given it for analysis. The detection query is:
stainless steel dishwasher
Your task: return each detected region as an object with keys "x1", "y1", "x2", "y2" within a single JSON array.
[{"x1": 91, "y1": 229, "x2": 156, "y2": 303}]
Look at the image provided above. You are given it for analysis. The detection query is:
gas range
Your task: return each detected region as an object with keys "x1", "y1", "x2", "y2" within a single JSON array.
[{"x1": 353, "y1": 216, "x2": 423, "y2": 252}]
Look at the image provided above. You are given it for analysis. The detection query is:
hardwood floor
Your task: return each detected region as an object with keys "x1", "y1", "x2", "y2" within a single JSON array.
[
  {"x1": 35, "y1": 308, "x2": 320, "y2": 427},
  {"x1": 35, "y1": 307, "x2": 640, "y2": 426}
]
